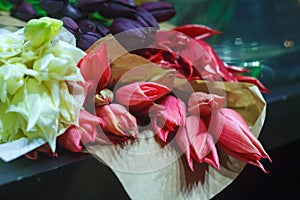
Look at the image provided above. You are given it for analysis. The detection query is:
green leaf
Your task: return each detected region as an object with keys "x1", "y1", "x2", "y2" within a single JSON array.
[{"x1": 24, "y1": 17, "x2": 63, "y2": 48}]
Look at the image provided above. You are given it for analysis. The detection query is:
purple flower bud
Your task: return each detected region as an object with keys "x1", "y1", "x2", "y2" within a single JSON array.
[
  {"x1": 61, "y1": 16, "x2": 79, "y2": 36},
  {"x1": 139, "y1": 2, "x2": 176, "y2": 22},
  {"x1": 40, "y1": 0, "x2": 68, "y2": 14},
  {"x1": 110, "y1": 17, "x2": 144, "y2": 36},
  {"x1": 77, "y1": 19, "x2": 96, "y2": 33},
  {"x1": 62, "y1": 4, "x2": 83, "y2": 19},
  {"x1": 75, "y1": 0, "x2": 107, "y2": 13},
  {"x1": 113, "y1": 0, "x2": 136, "y2": 6},
  {"x1": 95, "y1": 22, "x2": 110, "y2": 36},
  {"x1": 109, "y1": 18, "x2": 154, "y2": 50},
  {"x1": 77, "y1": 19, "x2": 110, "y2": 36},
  {"x1": 135, "y1": 7, "x2": 159, "y2": 29},
  {"x1": 97, "y1": 1, "x2": 137, "y2": 19},
  {"x1": 10, "y1": 2, "x2": 38, "y2": 22},
  {"x1": 76, "y1": 31, "x2": 102, "y2": 51}
]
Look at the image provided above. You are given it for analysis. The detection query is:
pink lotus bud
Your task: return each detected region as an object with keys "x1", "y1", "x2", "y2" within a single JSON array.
[
  {"x1": 115, "y1": 82, "x2": 171, "y2": 117},
  {"x1": 116, "y1": 82, "x2": 171, "y2": 106},
  {"x1": 96, "y1": 103, "x2": 139, "y2": 138},
  {"x1": 78, "y1": 43, "x2": 111, "y2": 93},
  {"x1": 212, "y1": 108, "x2": 271, "y2": 173},
  {"x1": 176, "y1": 115, "x2": 219, "y2": 171},
  {"x1": 188, "y1": 92, "x2": 225, "y2": 117},
  {"x1": 150, "y1": 95, "x2": 186, "y2": 142},
  {"x1": 57, "y1": 110, "x2": 99, "y2": 152}
]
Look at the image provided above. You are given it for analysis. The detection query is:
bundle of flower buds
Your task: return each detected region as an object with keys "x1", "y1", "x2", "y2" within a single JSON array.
[
  {"x1": 7, "y1": 0, "x2": 176, "y2": 50},
  {"x1": 0, "y1": 2, "x2": 271, "y2": 175}
]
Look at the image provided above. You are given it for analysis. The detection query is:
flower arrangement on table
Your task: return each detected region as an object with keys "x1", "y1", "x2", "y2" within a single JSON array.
[{"x1": 0, "y1": 1, "x2": 271, "y2": 199}]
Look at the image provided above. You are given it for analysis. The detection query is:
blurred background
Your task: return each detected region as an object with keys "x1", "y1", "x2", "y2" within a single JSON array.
[{"x1": 165, "y1": 0, "x2": 300, "y2": 89}]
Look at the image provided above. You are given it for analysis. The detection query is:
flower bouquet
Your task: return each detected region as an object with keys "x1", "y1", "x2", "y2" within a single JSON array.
[{"x1": 0, "y1": 1, "x2": 271, "y2": 199}]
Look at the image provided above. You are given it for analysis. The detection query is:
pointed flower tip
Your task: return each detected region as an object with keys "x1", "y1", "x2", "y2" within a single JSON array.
[
  {"x1": 203, "y1": 154, "x2": 220, "y2": 170},
  {"x1": 268, "y1": 156, "x2": 273, "y2": 163},
  {"x1": 258, "y1": 161, "x2": 270, "y2": 174},
  {"x1": 262, "y1": 88, "x2": 271, "y2": 94},
  {"x1": 262, "y1": 153, "x2": 272, "y2": 163},
  {"x1": 187, "y1": 158, "x2": 194, "y2": 172},
  {"x1": 260, "y1": 156, "x2": 272, "y2": 174},
  {"x1": 209, "y1": 162, "x2": 220, "y2": 171},
  {"x1": 156, "y1": 131, "x2": 168, "y2": 143}
]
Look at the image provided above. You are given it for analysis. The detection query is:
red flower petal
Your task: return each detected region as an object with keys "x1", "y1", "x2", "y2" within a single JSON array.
[{"x1": 173, "y1": 24, "x2": 221, "y2": 40}]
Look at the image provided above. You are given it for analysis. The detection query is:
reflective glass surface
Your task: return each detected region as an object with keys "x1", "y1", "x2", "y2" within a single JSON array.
[{"x1": 164, "y1": 0, "x2": 300, "y2": 87}]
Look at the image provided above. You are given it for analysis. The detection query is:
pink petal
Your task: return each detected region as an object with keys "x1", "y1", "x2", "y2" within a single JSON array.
[
  {"x1": 188, "y1": 92, "x2": 225, "y2": 116},
  {"x1": 58, "y1": 125, "x2": 83, "y2": 152},
  {"x1": 78, "y1": 43, "x2": 111, "y2": 92},
  {"x1": 58, "y1": 110, "x2": 100, "y2": 152},
  {"x1": 150, "y1": 95, "x2": 186, "y2": 142},
  {"x1": 176, "y1": 115, "x2": 203, "y2": 171},
  {"x1": 203, "y1": 134, "x2": 220, "y2": 170},
  {"x1": 176, "y1": 125, "x2": 194, "y2": 171},
  {"x1": 77, "y1": 110, "x2": 100, "y2": 143},
  {"x1": 189, "y1": 116, "x2": 208, "y2": 162}
]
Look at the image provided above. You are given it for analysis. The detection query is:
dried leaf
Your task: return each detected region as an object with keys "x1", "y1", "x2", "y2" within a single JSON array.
[
  {"x1": 109, "y1": 53, "x2": 175, "y2": 89},
  {"x1": 0, "y1": 14, "x2": 26, "y2": 27},
  {"x1": 87, "y1": 83, "x2": 266, "y2": 200}
]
